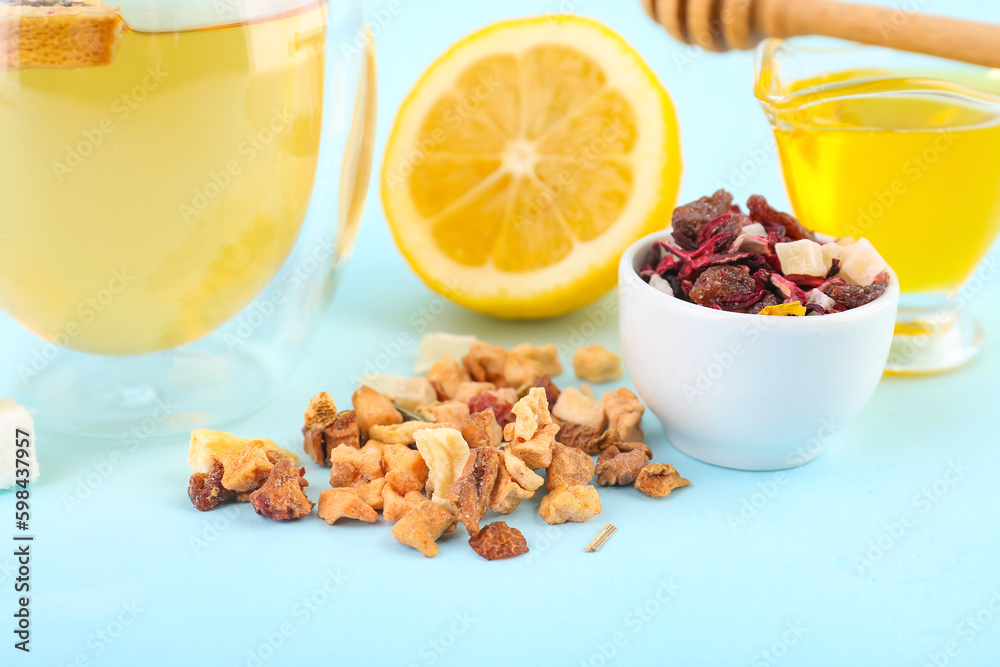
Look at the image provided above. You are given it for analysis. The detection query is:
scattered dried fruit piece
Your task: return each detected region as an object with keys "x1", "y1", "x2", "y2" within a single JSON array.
[
  {"x1": 329, "y1": 442, "x2": 384, "y2": 488},
  {"x1": 427, "y1": 356, "x2": 472, "y2": 400},
  {"x1": 352, "y1": 386, "x2": 403, "y2": 441},
  {"x1": 552, "y1": 386, "x2": 607, "y2": 431},
  {"x1": 635, "y1": 463, "x2": 690, "y2": 498},
  {"x1": 448, "y1": 447, "x2": 501, "y2": 535},
  {"x1": 573, "y1": 345, "x2": 623, "y2": 383},
  {"x1": 546, "y1": 443, "x2": 596, "y2": 491},
  {"x1": 461, "y1": 409, "x2": 504, "y2": 449},
  {"x1": 453, "y1": 381, "x2": 498, "y2": 403},
  {"x1": 318, "y1": 489, "x2": 378, "y2": 524},
  {"x1": 503, "y1": 353, "x2": 547, "y2": 389},
  {"x1": 343, "y1": 477, "x2": 388, "y2": 510},
  {"x1": 369, "y1": 421, "x2": 437, "y2": 446},
  {"x1": 249, "y1": 453, "x2": 314, "y2": 521},
  {"x1": 671, "y1": 189, "x2": 733, "y2": 244},
  {"x1": 430, "y1": 401, "x2": 471, "y2": 429},
  {"x1": 391, "y1": 498, "x2": 457, "y2": 558},
  {"x1": 303, "y1": 391, "x2": 338, "y2": 430},
  {"x1": 188, "y1": 429, "x2": 296, "y2": 474},
  {"x1": 595, "y1": 445, "x2": 649, "y2": 486},
  {"x1": 602, "y1": 388, "x2": 645, "y2": 443},
  {"x1": 555, "y1": 422, "x2": 605, "y2": 454},
  {"x1": 510, "y1": 343, "x2": 562, "y2": 376},
  {"x1": 462, "y1": 341, "x2": 509, "y2": 387},
  {"x1": 539, "y1": 485, "x2": 602, "y2": 525},
  {"x1": 303, "y1": 409, "x2": 360, "y2": 465},
  {"x1": 381, "y1": 444, "x2": 429, "y2": 495},
  {"x1": 414, "y1": 427, "x2": 471, "y2": 508},
  {"x1": 468, "y1": 521, "x2": 529, "y2": 560},
  {"x1": 382, "y1": 487, "x2": 427, "y2": 522},
  {"x1": 215, "y1": 440, "x2": 276, "y2": 493},
  {"x1": 501, "y1": 449, "x2": 544, "y2": 492},
  {"x1": 188, "y1": 460, "x2": 232, "y2": 511},
  {"x1": 503, "y1": 388, "x2": 559, "y2": 469}
]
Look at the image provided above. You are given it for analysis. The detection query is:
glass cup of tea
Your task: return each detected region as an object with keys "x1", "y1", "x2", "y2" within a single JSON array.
[
  {"x1": 0, "y1": 0, "x2": 376, "y2": 435},
  {"x1": 755, "y1": 39, "x2": 1000, "y2": 375}
]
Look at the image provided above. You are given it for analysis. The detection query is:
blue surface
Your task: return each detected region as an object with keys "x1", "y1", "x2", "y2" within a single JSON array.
[{"x1": 4, "y1": 0, "x2": 1000, "y2": 665}]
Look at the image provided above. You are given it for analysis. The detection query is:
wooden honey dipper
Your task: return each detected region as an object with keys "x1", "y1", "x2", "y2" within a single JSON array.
[{"x1": 642, "y1": 0, "x2": 1000, "y2": 69}]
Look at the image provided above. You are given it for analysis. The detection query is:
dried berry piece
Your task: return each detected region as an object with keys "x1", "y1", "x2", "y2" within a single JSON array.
[
  {"x1": 448, "y1": 447, "x2": 501, "y2": 535},
  {"x1": 689, "y1": 265, "x2": 756, "y2": 309},
  {"x1": 595, "y1": 445, "x2": 649, "y2": 486},
  {"x1": 391, "y1": 498, "x2": 457, "y2": 558},
  {"x1": 635, "y1": 463, "x2": 690, "y2": 498},
  {"x1": 672, "y1": 190, "x2": 734, "y2": 245},
  {"x1": 249, "y1": 452, "x2": 314, "y2": 520},
  {"x1": 468, "y1": 521, "x2": 529, "y2": 560},
  {"x1": 826, "y1": 279, "x2": 888, "y2": 309},
  {"x1": 747, "y1": 194, "x2": 815, "y2": 241},
  {"x1": 188, "y1": 460, "x2": 232, "y2": 511}
]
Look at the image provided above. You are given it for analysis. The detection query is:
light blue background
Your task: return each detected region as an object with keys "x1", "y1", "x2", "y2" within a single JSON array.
[{"x1": 5, "y1": 0, "x2": 1000, "y2": 665}]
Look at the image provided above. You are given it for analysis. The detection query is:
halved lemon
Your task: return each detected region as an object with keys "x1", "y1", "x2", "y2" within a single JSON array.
[{"x1": 382, "y1": 16, "x2": 682, "y2": 318}]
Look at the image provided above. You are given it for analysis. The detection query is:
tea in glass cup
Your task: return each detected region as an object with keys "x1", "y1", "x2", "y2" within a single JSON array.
[{"x1": 0, "y1": 0, "x2": 376, "y2": 434}]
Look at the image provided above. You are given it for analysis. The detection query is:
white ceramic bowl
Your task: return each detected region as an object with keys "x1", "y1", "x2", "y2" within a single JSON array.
[{"x1": 618, "y1": 231, "x2": 900, "y2": 471}]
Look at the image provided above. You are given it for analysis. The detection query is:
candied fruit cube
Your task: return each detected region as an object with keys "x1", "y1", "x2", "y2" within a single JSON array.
[{"x1": 776, "y1": 239, "x2": 826, "y2": 278}]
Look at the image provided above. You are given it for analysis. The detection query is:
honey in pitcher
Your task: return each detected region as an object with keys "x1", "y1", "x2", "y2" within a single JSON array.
[
  {"x1": 0, "y1": 1, "x2": 326, "y2": 355},
  {"x1": 762, "y1": 70, "x2": 1000, "y2": 294}
]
